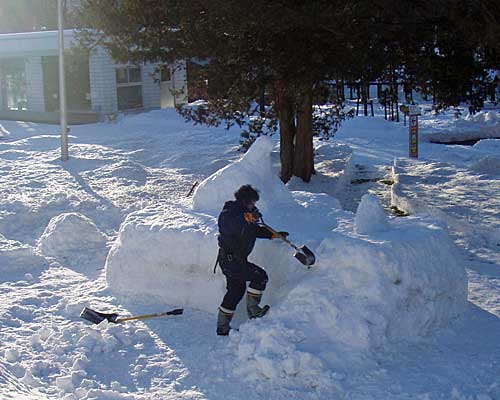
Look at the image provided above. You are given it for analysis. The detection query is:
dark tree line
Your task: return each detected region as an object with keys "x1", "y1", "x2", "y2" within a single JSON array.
[{"x1": 77, "y1": 0, "x2": 500, "y2": 183}]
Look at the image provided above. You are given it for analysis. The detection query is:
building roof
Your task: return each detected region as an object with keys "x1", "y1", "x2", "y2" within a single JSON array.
[{"x1": 0, "y1": 29, "x2": 76, "y2": 58}]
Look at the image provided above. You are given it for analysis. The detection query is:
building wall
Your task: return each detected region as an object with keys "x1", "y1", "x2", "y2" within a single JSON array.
[
  {"x1": 141, "y1": 63, "x2": 161, "y2": 109},
  {"x1": 89, "y1": 46, "x2": 117, "y2": 114},
  {"x1": 25, "y1": 56, "x2": 45, "y2": 112}
]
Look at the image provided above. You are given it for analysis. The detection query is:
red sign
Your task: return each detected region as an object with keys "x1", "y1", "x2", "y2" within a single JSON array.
[{"x1": 409, "y1": 114, "x2": 418, "y2": 158}]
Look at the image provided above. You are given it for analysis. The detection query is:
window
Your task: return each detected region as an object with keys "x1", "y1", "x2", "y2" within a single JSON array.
[
  {"x1": 116, "y1": 66, "x2": 143, "y2": 110},
  {"x1": 128, "y1": 67, "x2": 141, "y2": 83},
  {"x1": 116, "y1": 68, "x2": 128, "y2": 84},
  {"x1": 1, "y1": 59, "x2": 27, "y2": 111},
  {"x1": 115, "y1": 66, "x2": 142, "y2": 85}
]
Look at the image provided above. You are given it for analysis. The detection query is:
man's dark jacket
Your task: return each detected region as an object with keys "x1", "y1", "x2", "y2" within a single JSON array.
[{"x1": 218, "y1": 200, "x2": 272, "y2": 259}]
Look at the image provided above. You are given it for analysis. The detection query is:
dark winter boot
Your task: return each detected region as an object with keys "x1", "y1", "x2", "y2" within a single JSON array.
[
  {"x1": 246, "y1": 289, "x2": 270, "y2": 319},
  {"x1": 216, "y1": 307, "x2": 234, "y2": 336}
]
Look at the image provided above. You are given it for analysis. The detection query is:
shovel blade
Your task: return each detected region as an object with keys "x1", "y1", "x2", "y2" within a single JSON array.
[
  {"x1": 80, "y1": 307, "x2": 118, "y2": 324},
  {"x1": 294, "y1": 245, "x2": 316, "y2": 266}
]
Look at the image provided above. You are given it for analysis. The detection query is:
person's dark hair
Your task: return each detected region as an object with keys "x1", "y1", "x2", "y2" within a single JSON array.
[{"x1": 234, "y1": 185, "x2": 259, "y2": 204}]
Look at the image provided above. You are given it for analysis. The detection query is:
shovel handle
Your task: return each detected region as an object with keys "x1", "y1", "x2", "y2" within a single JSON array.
[
  {"x1": 260, "y1": 222, "x2": 299, "y2": 250},
  {"x1": 115, "y1": 309, "x2": 183, "y2": 323}
]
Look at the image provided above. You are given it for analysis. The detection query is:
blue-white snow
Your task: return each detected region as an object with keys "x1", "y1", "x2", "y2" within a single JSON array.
[{"x1": 0, "y1": 107, "x2": 499, "y2": 400}]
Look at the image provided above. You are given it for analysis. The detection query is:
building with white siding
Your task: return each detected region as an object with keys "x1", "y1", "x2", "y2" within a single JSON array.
[{"x1": 0, "y1": 30, "x2": 188, "y2": 124}]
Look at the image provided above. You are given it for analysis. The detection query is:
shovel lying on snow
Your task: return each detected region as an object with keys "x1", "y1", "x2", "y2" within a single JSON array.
[
  {"x1": 260, "y1": 219, "x2": 316, "y2": 267},
  {"x1": 80, "y1": 307, "x2": 183, "y2": 324}
]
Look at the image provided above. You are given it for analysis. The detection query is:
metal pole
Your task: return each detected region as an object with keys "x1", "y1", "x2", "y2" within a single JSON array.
[{"x1": 58, "y1": 0, "x2": 69, "y2": 161}]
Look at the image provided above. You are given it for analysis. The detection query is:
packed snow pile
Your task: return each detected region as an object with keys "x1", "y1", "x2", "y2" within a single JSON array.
[
  {"x1": 231, "y1": 218, "x2": 467, "y2": 386},
  {"x1": 106, "y1": 136, "x2": 467, "y2": 388},
  {"x1": 421, "y1": 110, "x2": 500, "y2": 143},
  {"x1": 0, "y1": 233, "x2": 46, "y2": 278},
  {"x1": 38, "y1": 213, "x2": 108, "y2": 270},
  {"x1": 355, "y1": 194, "x2": 389, "y2": 234},
  {"x1": 192, "y1": 136, "x2": 293, "y2": 215}
]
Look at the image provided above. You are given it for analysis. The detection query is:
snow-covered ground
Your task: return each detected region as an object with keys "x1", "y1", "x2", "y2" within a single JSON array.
[{"x1": 0, "y1": 106, "x2": 499, "y2": 399}]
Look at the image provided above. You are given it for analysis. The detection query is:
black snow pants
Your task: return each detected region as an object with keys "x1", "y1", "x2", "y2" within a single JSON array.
[{"x1": 217, "y1": 249, "x2": 268, "y2": 312}]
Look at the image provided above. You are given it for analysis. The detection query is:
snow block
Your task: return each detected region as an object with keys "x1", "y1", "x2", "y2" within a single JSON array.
[
  {"x1": 355, "y1": 194, "x2": 389, "y2": 234},
  {"x1": 106, "y1": 204, "x2": 224, "y2": 312}
]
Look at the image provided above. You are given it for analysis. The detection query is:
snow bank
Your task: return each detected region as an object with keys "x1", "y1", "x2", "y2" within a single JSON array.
[
  {"x1": 421, "y1": 110, "x2": 500, "y2": 143},
  {"x1": 38, "y1": 213, "x2": 108, "y2": 271},
  {"x1": 0, "y1": 233, "x2": 46, "y2": 279},
  {"x1": 355, "y1": 194, "x2": 389, "y2": 234}
]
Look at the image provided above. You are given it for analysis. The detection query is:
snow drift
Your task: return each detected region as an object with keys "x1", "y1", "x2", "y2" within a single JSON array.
[{"x1": 106, "y1": 136, "x2": 467, "y2": 388}]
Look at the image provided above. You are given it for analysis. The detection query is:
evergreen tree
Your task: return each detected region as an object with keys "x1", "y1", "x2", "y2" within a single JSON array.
[{"x1": 76, "y1": 0, "x2": 500, "y2": 182}]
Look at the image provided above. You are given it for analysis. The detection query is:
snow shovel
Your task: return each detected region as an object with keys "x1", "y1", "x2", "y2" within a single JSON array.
[
  {"x1": 260, "y1": 220, "x2": 316, "y2": 267},
  {"x1": 80, "y1": 307, "x2": 183, "y2": 324}
]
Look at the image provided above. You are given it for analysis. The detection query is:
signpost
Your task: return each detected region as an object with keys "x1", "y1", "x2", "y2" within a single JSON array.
[
  {"x1": 58, "y1": 0, "x2": 69, "y2": 161},
  {"x1": 408, "y1": 105, "x2": 419, "y2": 158}
]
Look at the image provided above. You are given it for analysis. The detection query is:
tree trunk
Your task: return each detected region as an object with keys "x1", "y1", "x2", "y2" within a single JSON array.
[
  {"x1": 275, "y1": 83, "x2": 295, "y2": 183},
  {"x1": 293, "y1": 86, "x2": 314, "y2": 182}
]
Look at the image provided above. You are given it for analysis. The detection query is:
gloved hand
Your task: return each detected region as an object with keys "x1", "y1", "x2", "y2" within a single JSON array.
[
  {"x1": 244, "y1": 208, "x2": 262, "y2": 224},
  {"x1": 271, "y1": 231, "x2": 289, "y2": 240}
]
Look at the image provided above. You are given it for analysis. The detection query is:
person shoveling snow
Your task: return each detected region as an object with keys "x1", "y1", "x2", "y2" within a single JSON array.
[{"x1": 215, "y1": 185, "x2": 288, "y2": 336}]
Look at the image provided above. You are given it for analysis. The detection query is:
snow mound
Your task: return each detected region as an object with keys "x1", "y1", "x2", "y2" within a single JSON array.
[
  {"x1": 38, "y1": 213, "x2": 108, "y2": 270},
  {"x1": 193, "y1": 136, "x2": 293, "y2": 215},
  {"x1": 469, "y1": 155, "x2": 500, "y2": 175},
  {"x1": 355, "y1": 194, "x2": 389, "y2": 234},
  {"x1": 0, "y1": 124, "x2": 10, "y2": 138},
  {"x1": 0, "y1": 233, "x2": 46, "y2": 279}
]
